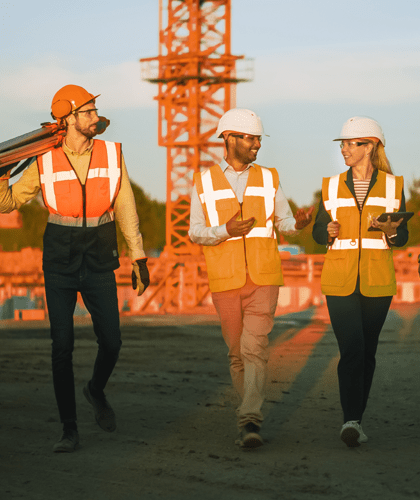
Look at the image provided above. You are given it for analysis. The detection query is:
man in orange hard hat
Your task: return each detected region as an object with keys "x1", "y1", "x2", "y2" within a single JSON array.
[
  {"x1": 0, "y1": 84, "x2": 150, "y2": 453},
  {"x1": 189, "y1": 108, "x2": 313, "y2": 449}
]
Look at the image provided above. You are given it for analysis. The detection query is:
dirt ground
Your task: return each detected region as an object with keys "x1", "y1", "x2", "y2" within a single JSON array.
[{"x1": 0, "y1": 304, "x2": 419, "y2": 500}]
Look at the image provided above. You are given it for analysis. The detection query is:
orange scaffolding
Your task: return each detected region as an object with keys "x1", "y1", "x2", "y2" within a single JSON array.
[{"x1": 139, "y1": 0, "x2": 252, "y2": 312}]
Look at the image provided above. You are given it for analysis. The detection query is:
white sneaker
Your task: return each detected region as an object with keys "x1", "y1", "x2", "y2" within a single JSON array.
[
  {"x1": 358, "y1": 425, "x2": 368, "y2": 444},
  {"x1": 340, "y1": 420, "x2": 362, "y2": 447}
]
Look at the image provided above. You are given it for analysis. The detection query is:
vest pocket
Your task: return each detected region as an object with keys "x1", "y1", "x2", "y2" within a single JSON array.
[
  {"x1": 96, "y1": 222, "x2": 119, "y2": 263},
  {"x1": 321, "y1": 250, "x2": 348, "y2": 286},
  {"x1": 43, "y1": 223, "x2": 71, "y2": 265},
  {"x1": 255, "y1": 239, "x2": 281, "y2": 274},
  {"x1": 205, "y1": 250, "x2": 235, "y2": 280},
  {"x1": 367, "y1": 250, "x2": 394, "y2": 287}
]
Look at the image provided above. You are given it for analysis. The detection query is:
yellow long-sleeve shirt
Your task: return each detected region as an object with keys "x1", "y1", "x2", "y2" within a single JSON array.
[{"x1": 0, "y1": 140, "x2": 146, "y2": 261}]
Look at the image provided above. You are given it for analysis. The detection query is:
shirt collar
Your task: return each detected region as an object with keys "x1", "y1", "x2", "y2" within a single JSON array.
[
  {"x1": 220, "y1": 157, "x2": 255, "y2": 173},
  {"x1": 63, "y1": 139, "x2": 94, "y2": 156}
]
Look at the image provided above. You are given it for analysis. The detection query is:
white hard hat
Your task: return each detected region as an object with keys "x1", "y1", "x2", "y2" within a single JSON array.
[
  {"x1": 216, "y1": 108, "x2": 265, "y2": 138},
  {"x1": 333, "y1": 116, "x2": 385, "y2": 146}
]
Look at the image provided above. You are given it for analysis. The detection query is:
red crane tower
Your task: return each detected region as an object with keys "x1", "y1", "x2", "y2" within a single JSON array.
[{"x1": 139, "y1": 0, "x2": 252, "y2": 313}]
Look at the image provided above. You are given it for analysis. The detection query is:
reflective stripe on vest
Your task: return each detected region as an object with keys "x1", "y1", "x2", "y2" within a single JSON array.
[
  {"x1": 330, "y1": 236, "x2": 389, "y2": 250},
  {"x1": 199, "y1": 165, "x2": 276, "y2": 240},
  {"x1": 48, "y1": 211, "x2": 114, "y2": 228},
  {"x1": 85, "y1": 141, "x2": 120, "y2": 206},
  {"x1": 244, "y1": 167, "x2": 276, "y2": 238},
  {"x1": 40, "y1": 152, "x2": 78, "y2": 211},
  {"x1": 324, "y1": 174, "x2": 356, "y2": 220},
  {"x1": 364, "y1": 174, "x2": 400, "y2": 212}
]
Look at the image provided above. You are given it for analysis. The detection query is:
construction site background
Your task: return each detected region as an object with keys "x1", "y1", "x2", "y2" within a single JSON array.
[{"x1": 0, "y1": 246, "x2": 418, "y2": 321}]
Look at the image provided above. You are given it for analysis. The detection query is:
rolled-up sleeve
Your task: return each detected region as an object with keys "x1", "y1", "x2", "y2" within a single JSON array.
[{"x1": 113, "y1": 155, "x2": 146, "y2": 260}]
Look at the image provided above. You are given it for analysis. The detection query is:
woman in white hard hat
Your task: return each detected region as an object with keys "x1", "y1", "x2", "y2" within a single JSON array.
[{"x1": 312, "y1": 116, "x2": 409, "y2": 447}]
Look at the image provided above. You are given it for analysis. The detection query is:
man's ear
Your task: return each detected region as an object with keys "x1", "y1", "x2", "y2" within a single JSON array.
[{"x1": 65, "y1": 114, "x2": 76, "y2": 127}]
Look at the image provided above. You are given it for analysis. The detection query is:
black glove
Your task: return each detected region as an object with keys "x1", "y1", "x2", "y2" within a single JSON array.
[{"x1": 132, "y1": 258, "x2": 150, "y2": 296}]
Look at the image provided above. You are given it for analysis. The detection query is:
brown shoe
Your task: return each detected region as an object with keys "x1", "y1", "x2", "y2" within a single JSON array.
[
  {"x1": 236, "y1": 423, "x2": 263, "y2": 449},
  {"x1": 53, "y1": 428, "x2": 79, "y2": 453},
  {"x1": 83, "y1": 384, "x2": 116, "y2": 432}
]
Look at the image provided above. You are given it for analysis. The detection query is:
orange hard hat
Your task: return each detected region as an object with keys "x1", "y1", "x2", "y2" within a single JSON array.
[{"x1": 51, "y1": 84, "x2": 100, "y2": 120}]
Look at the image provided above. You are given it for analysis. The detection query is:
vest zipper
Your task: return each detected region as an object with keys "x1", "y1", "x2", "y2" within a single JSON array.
[
  {"x1": 240, "y1": 202, "x2": 248, "y2": 269},
  {"x1": 82, "y1": 184, "x2": 87, "y2": 228}
]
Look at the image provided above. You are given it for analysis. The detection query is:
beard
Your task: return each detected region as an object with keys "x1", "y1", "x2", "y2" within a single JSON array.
[{"x1": 75, "y1": 119, "x2": 98, "y2": 139}]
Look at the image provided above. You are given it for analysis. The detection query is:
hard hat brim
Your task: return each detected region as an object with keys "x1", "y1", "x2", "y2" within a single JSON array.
[{"x1": 74, "y1": 94, "x2": 100, "y2": 113}]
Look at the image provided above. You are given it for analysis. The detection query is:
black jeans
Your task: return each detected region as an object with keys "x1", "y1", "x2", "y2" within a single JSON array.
[
  {"x1": 326, "y1": 293, "x2": 392, "y2": 423},
  {"x1": 44, "y1": 266, "x2": 121, "y2": 423}
]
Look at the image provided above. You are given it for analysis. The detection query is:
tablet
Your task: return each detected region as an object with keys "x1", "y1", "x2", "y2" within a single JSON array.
[
  {"x1": 376, "y1": 212, "x2": 414, "y2": 224},
  {"x1": 368, "y1": 212, "x2": 414, "y2": 231}
]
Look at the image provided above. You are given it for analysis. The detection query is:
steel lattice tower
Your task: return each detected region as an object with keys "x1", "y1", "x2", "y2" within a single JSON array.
[{"x1": 141, "y1": 0, "x2": 252, "y2": 256}]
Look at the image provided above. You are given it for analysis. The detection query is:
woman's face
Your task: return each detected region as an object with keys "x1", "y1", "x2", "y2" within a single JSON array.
[{"x1": 340, "y1": 140, "x2": 371, "y2": 168}]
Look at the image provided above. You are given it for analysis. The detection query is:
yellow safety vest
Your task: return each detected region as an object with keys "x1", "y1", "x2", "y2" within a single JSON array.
[
  {"x1": 321, "y1": 170, "x2": 403, "y2": 297},
  {"x1": 194, "y1": 164, "x2": 283, "y2": 292}
]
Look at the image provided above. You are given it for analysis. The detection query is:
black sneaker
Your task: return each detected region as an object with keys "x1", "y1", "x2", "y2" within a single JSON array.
[
  {"x1": 83, "y1": 383, "x2": 116, "y2": 432},
  {"x1": 236, "y1": 422, "x2": 263, "y2": 449},
  {"x1": 53, "y1": 428, "x2": 79, "y2": 453}
]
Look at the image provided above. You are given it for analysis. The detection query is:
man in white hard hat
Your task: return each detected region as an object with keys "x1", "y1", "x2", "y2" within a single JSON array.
[
  {"x1": 189, "y1": 108, "x2": 313, "y2": 448},
  {"x1": 0, "y1": 85, "x2": 150, "y2": 453}
]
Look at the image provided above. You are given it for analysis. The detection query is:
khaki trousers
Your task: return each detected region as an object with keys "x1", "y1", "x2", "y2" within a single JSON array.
[{"x1": 212, "y1": 275, "x2": 279, "y2": 428}]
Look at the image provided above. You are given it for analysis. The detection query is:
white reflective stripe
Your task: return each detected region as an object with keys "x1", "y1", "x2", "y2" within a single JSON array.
[
  {"x1": 246, "y1": 226, "x2": 275, "y2": 238},
  {"x1": 40, "y1": 151, "x2": 57, "y2": 211},
  {"x1": 88, "y1": 168, "x2": 109, "y2": 178},
  {"x1": 365, "y1": 174, "x2": 400, "y2": 212},
  {"x1": 105, "y1": 141, "x2": 119, "y2": 202},
  {"x1": 245, "y1": 167, "x2": 276, "y2": 224},
  {"x1": 330, "y1": 238, "x2": 359, "y2": 250},
  {"x1": 244, "y1": 167, "x2": 276, "y2": 236},
  {"x1": 324, "y1": 175, "x2": 356, "y2": 220},
  {"x1": 40, "y1": 168, "x2": 77, "y2": 184},
  {"x1": 361, "y1": 238, "x2": 389, "y2": 250},
  {"x1": 331, "y1": 237, "x2": 390, "y2": 250},
  {"x1": 201, "y1": 169, "x2": 235, "y2": 227},
  {"x1": 226, "y1": 236, "x2": 242, "y2": 241},
  {"x1": 48, "y1": 211, "x2": 114, "y2": 227},
  {"x1": 53, "y1": 170, "x2": 78, "y2": 182}
]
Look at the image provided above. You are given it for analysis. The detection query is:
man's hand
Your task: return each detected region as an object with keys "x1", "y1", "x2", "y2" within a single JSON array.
[
  {"x1": 132, "y1": 258, "x2": 150, "y2": 296},
  {"x1": 294, "y1": 206, "x2": 314, "y2": 230},
  {"x1": 226, "y1": 210, "x2": 256, "y2": 237}
]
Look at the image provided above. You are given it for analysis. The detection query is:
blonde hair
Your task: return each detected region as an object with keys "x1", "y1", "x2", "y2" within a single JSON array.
[{"x1": 369, "y1": 141, "x2": 393, "y2": 174}]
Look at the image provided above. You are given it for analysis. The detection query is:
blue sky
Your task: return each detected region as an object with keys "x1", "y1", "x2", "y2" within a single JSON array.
[{"x1": 1, "y1": 0, "x2": 420, "y2": 206}]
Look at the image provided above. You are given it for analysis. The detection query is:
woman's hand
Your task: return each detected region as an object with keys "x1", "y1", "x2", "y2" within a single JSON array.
[
  {"x1": 327, "y1": 220, "x2": 340, "y2": 241},
  {"x1": 371, "y1": 216, "x2": 403, "y2": 237}
]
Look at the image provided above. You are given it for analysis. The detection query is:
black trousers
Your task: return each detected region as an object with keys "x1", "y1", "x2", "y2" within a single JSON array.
[
  {"x1": 326, "y1": 293, "x2": 392, "y2": 423},
  {"x1": 44, "y1": 265, "x2": 121, "y2": 423}
]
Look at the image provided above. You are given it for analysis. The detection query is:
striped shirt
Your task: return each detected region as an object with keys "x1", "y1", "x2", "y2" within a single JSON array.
[{"x1": 353, "y1": 179, "x2": 370, "y2": 210}]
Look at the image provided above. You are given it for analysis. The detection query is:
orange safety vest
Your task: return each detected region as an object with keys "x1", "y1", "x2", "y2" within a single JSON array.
[
  {"x1": 194, "y1": 164, "x2": 283, "y2": 293},
  {"x1": 321, "y1": 170, "x2": 403, "y2": 297},
  {"x1": 37, "y1": 140, "x2": 121, "y2": 224}
]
